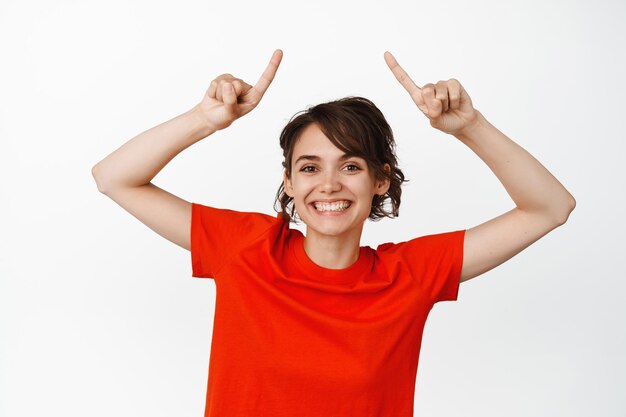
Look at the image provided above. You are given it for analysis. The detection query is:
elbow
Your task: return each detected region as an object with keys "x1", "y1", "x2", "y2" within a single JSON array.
[
  {"x1": 91, "y1": 164, "x2": 108, "y2": 194},
  {"x1": 556, "y1": 195, "x2": 576, "y2": 225}
]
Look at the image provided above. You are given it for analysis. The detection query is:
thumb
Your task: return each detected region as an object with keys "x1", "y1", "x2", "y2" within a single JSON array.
[{"x1": 222, "y1": 82, "x2": 238, "y2": 112}]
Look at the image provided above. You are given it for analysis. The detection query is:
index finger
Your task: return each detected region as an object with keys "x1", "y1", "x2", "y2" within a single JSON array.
[
  {"x1": 384, "y1": 51, "x2": 421, "y2": 96},
  {"x1": 253, "y1": 49, "x2": 283, "y2": 96}
]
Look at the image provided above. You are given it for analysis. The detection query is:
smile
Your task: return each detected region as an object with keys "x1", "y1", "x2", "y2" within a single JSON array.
[{"x1": 310, "y1": 200, "x2": 352, "y2": 213}]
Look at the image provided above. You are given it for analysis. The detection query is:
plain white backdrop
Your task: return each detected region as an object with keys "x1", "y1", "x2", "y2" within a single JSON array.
[{"x1": 1, "y1": 0, "x2": 624, "y2": 416}]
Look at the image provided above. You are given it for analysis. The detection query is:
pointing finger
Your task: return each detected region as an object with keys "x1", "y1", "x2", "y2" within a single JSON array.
[
  {"x1": 253, "y1": 49, "x2": 283, "y2": 97},
  {"x1": 384, "y1": 51, "x2": 424, "y2": 104},
  {"x1": 385, "y1": 51, "x2": 421, "y2": 97}
]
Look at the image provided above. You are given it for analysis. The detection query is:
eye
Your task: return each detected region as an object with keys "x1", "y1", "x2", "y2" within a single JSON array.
[
  {"x1": 300, "y1": 165, "x2": 316, "y2": 173},
  {"x1": 344, "y1": 164, "x2": 361, "y2": 172}
]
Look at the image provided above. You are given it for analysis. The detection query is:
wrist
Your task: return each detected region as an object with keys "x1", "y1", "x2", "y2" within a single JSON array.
[
  {"x1": 190, "y1": 104, "x2": 218, "y2": 138},
  {"x1": 454, "y1": 110, "x2": 486, "y2": 141}
]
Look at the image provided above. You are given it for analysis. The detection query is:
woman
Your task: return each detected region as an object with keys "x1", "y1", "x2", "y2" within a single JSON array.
[{"x1": 92, "y1": 49, "x2": 575, "y2": 417}]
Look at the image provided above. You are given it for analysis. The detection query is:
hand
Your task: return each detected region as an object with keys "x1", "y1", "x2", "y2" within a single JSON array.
[
  {"x1": 384, "y1": 51, "x2": 478, "y2": 136},
  {"x1": 196, "y1": 49, "x2": 283, "y2": 132}
]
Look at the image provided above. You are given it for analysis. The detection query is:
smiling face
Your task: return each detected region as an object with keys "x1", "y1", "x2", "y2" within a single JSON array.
[{"x1": 283, "y1": 123, "x2": 390, "y2": 241}]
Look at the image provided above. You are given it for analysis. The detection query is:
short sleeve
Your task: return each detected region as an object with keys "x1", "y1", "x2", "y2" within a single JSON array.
[
  {"x1": 378, "y1": 229, "x2": 466, "y2": 304},
  {"x1": 190, "y1": 203, "x2": 276, "y2": 279}
]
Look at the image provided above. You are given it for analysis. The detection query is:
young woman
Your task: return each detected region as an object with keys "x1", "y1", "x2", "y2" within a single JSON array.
[{"x1": 92, "y1": 49, "x2": 575, "y2": 417}]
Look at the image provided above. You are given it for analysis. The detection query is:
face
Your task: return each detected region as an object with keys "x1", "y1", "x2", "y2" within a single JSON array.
[{"x1": 283, "y1": 123, "x2": 390, "y2": 240}]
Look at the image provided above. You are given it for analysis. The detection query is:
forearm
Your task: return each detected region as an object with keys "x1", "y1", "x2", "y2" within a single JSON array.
[
  {"x1": 92, "y1": 104, "x2": 215, "y2": 191},
  {"x1": 455, "y1": 110, "x2": 576, "y2": 221}
]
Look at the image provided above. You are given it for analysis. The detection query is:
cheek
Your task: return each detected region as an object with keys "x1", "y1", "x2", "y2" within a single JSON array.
[
  {"x1": 348, "y1": 179, "x2": 375, "y2": 196},
  {"x1": 291, "y1": 177, "x2": 313, "y2": 194}
]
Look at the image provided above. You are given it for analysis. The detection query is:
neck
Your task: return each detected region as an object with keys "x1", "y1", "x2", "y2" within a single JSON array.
[{"x1": 303, "y1": 227, "x2": 363, "y2": 269}]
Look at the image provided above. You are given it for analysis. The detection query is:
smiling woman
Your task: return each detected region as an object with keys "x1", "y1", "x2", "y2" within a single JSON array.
[
  {"x1": 280, "y1": 119, "x2": 395, "y2": 269},
  {"x1": 92, "y1": 49, "x2": 575, "y2": 417},
  {"x1": 275, "y1": 96, "x2": 407, "y2": 225}
]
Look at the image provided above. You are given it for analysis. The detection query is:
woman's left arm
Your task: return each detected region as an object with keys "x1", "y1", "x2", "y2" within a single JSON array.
[{"x1": 384, "y1": 51, "x2": 576, "y2": 283}]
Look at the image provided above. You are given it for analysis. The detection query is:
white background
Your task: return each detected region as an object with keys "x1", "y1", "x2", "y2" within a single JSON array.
[{"x1": 1, "y1": 0, "x2": 624, "y2": 416}]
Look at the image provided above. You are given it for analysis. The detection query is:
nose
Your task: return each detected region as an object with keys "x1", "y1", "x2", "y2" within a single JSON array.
[{"x1": 318, "y1": 170, "x2": 342, "y2": 193}]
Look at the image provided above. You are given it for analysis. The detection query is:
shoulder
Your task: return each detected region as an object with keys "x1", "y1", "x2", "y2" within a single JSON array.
[
  {"x1": 375, "y1": 229, "x2": 466, "y2": 258},
  {"x1": 192, "y1": 202, "x2": 280, "y2": 227},
  {"x1": 191, "y1": 202, "x2": 286, "y2": 249},
  {"x1": 190, "y1": 203, "x2": 287, "y2": 278},
  {"x1": 373, "y1": 230, "x2": 466, "y2": 304}
]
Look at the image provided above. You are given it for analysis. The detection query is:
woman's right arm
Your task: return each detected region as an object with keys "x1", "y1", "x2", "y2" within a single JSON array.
[
  {"x1": 91, "y1": 49, "x2": 283, "y2": 251},
  {"x1": 92, "y1": 106, "x2": 214, "y2": 251}
]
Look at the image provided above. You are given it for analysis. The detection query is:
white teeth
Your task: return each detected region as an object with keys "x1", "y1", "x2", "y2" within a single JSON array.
[{"x1": 313, "y1": 201, "x2": 351, "y2": 212}]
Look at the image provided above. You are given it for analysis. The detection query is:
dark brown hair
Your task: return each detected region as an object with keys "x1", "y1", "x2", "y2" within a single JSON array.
[{"x1": 273, "y1": 96, "x2": 408, "y2": 223}]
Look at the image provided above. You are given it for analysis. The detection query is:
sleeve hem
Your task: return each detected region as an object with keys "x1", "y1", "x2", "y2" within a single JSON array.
[
  {"x1": 448, "y1": 228, "x2": 466, "y2": 301},
  {"x1": 190, "y1": 203, "x2": 213, "y2": 278},
  {"x1": 437, "y1": 228, "x2": 466, "y2": 303}
]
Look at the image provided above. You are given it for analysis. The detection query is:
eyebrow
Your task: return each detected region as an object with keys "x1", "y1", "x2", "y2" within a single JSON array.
[{"x1": 294, "y1": 153, "x2": 359, "y2": 165}]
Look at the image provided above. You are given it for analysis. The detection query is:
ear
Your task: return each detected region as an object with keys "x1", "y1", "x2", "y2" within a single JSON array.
[
  {"x1": 375, "y1": 163, "x2": 391, "y2": 196},
  {"x1": 283, "y1": 170, "x2": 294, "y2": 198}
]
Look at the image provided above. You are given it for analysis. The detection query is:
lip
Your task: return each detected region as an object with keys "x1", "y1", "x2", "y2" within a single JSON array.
[
  {"x1": 309, "y1": 199, "x2": 352, "y2": 204},
  {"x1": 309, "y1": 200, "x2": 352, "y2": 216}
]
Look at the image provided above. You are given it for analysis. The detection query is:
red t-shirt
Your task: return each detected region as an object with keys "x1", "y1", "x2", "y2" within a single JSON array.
[{"x1": 190, "y1": 202, "x2": 465, "y2": 417}]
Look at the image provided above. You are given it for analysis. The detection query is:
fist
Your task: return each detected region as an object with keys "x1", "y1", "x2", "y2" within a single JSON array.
[{"x1": 197, "y1": 74, "x2": 253, "y2": 131}]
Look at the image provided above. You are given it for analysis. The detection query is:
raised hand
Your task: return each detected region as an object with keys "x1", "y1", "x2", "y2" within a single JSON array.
[
  {"x1": 196, "y1": 49, "x2": 283, "y2": 132},
  {"x1": 384, "y1": 51, "x2": 478, "y2": 136}
]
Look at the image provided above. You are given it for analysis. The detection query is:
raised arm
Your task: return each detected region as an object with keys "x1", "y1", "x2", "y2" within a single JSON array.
[
  {"x1": 92, "y1": 49, "x2": 283, "y2": 250},
  {"x1": 384, "y1": 51, "x2": 576, "y2": 283}
]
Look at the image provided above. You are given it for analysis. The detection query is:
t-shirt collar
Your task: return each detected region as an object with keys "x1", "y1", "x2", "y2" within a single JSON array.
[{"x1": 290, "y1": 231, "x2": 373, "y2": 284}]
